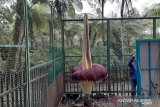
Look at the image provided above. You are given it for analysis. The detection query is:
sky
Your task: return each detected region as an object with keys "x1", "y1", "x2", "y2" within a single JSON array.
[
  {"x1": 73, "y1": 0, "x2": 99, "y2": 17},
  {"x1": 76, "y1": 0, "x2": 160, "y2": 18},
  {"x1": 4, "y1": 0, "x2": 160, "y2": 18},
  {"x1": 104, "y1": 0, "x2": 160, "y2": 17}
]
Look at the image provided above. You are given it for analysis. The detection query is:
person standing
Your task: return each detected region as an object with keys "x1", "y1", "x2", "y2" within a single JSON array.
[{"x1": 128, "y1": 54, "x2": 137, "y2": 100}]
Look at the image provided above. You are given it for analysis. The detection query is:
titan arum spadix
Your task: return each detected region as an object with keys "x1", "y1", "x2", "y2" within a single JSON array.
[{"x1": 71, "y1": 14, "x2": 107, "y2": 106}]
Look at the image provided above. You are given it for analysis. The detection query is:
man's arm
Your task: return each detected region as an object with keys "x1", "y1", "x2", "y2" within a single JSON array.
[{"x1": 128, "y1": 57, "x2": 135, "y2": 68}]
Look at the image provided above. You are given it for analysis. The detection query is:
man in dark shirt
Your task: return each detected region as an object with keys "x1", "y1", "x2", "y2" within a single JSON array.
[{"x1": 128, "y1": 54, "x2": 137, "y2": 99}]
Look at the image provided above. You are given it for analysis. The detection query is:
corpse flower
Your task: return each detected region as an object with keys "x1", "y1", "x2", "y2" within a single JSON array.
[{"x1": 71, "y1": 14, "x2": 107, "y2": 106}]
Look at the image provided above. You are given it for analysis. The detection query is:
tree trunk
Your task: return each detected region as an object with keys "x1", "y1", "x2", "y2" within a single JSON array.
[
  {"x1": 29, "y1": 21, "x2": 35, "y2": 51},
  {"x1": 6, "y1": 0, "x2": 24, "y2": 73},
  {"x1": 102, "y1": 0, "x2": 105, "y2": 45},
  {"x1": 17, "y1": 33, "x2": 25, "y2": 71},
  {"x1": 121, "y1": 0, "x2": 125, "y2": 18}
]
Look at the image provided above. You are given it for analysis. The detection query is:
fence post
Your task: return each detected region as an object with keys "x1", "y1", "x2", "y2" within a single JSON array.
[
  {"x1": 50, "y1": 1, "x2": 55, "y2": 83},
  {"x1": 24, "y1": 0, "x2": 31, "y2": 107},
  {"x1": 107, "y1": 20, "x2": 111, "y2": 95},
  {"x1": 148, "y1": 42, "x2": 152, "y2": 96},
  {"x1": 50, "y1": 1, "x2": 54, "y2": 60},
  {"x1": 61, "y1": 20, "x2": 65, "y2": 93},
  {"x1": 153, "y1": 18, "x2": 156, "y2": 39}
]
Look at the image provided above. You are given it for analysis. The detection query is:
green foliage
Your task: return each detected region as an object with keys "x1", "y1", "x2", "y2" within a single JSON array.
[
  {"x1": 27, "y1": 3, "x2": 51, "y2": 66},
  {"x1": 0, "y1": 6, "x2": 14, "y2": 23},
  {"x1": 1, "y1": 0, "x2": 159, "y2": 74},
  {"x1": 29, "y1": 6, "x2": 48, "y2": 29},
  {"x1": 65, "y1": 46, "x2": 81, "y2": 56},
  {"x1": 65, "y1": 47, "x2": 81, "y2": 72},
  {"x1": 146, "y1": 3, "x2": 160, "y2": 17},
  {"x1": 67, "y1": 2, "x2": 76, "y2": 18},
  {"x1": 30, "y1": 48, "x2": 49, "y2": 66},
  {"x1": 0, "y1": 58, "x2": 6, "y2": 73},
  {"x1": 90, "y1": 22, "x2": 106, "y2": 46},
  {"x1": 0, "y1": 35, "x2": 12, "y2": 44},
  {"x1": 91, "y1": 45, "x2": 120, "y2": 67},
  {"x1": 64, "y1": 22, "x2": 83, "y2": 47},
  {"x1": 31, "y1": 0, "x2": 46, "y2": 4},
  {"x1": 0, "y1": 3, "x2": 15, "y2": 44},
  {"x1": 145, "y1": 3, "x2": 160, "y2": 39}
]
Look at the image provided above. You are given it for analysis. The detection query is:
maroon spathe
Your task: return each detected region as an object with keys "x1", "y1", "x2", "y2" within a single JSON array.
[{"x1": 71, "y1": 64, "x2": 107, "y2": 82}]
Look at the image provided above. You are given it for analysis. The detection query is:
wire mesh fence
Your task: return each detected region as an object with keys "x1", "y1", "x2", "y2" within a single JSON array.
[
  {"x1": 30, "y1": 64, "x2": 49, "y2": 107},
  {"x1": 1, "y1": 0, "x2": 160, "y2": 106},
  {"x1": 0, "y1": 0, "x2": 64, "y2": 107},
  {"x1": 0, "y1": 0, "x2": 28, "y2": 106},
  {"x1": 0, "y1": 71, "x2": 27, "y2": 107},
  {"x1": 63, "y1": 17, "x2": 160, "y2": 97},
  {"x1": 0, "y1": 45, "x2": 27, "y2": 107}
]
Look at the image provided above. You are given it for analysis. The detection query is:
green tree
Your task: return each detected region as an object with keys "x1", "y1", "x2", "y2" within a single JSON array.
[
  {"x1": 6, "y1": 0, "x2": 47, "y2": 72},
  {"x1": 6, "y1": 0, "x2": 24, "y2": 72},
  {"x1": 145, "y1": 3, "x2": 160, "y2": 17},
  {"x1": 120, "y1": 0, "x2": 134, "y2": 18},
  {"x1": 0, "y1": 3, "x2": 15, "y2": 61},
  {"x1": 144, "y1": 3, "x2": 160, "y2": 38}
]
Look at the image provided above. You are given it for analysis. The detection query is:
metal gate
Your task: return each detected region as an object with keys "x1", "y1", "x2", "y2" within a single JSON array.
[
  {"x1": 0, "y1": 0, "x2": 64, "y2": 107},
  {"x1": 63, "y1": 17, "x2": 160, "y2": 96}
]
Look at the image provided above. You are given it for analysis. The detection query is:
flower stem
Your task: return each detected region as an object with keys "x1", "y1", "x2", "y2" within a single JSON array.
[{"x1": 83, "y1": 93, "x2": 92, "y2": 107}]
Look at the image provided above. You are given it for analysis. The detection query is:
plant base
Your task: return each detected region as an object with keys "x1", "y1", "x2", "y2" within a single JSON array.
[{"x1": 83, "y1": 93, "x2": 92, "y2": 107}]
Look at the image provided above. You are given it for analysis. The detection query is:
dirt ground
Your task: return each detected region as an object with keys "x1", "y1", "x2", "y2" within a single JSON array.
[{"x1": 59, "y1": 95, "x2": 159, "y2": 107}]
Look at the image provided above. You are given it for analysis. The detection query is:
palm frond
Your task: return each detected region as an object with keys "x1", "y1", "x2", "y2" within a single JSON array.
[
  {"x1": 28, "y1": 5, "x2": 48, "y2": 29},
  {"x1": 146, "y1": 3, "x2": 160, "y2": 17}
]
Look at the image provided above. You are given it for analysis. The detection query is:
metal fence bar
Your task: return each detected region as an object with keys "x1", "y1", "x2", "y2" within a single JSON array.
[
  {"x1": 61, "y1": 20, "x2": 65, "y2": 94},
  {"x1": 116, "y1": 70, "x2": 118, "y2": 96},
  {"x1": 1, "y1": 3, "x2": 160, "y2": 106},
  {"x1": 24, "y1": 0, "x2": 31, "y2": 107},
  {"x1": 0, "y1": 45, "x2": 26, "y2": 48},
  {"x1": 63, "y1": 16, "x2": 160, "y2": 22},
  {"x1": 0, "y1": 63, "x2": 50, "y2": 107},
  {"x1": 0, "y1": 76, "x2": 4, "y2": 107},
  {"x1": 153, "y1": 18, "x2": 157, "y2": 38},
  {"x1": 6, "y1": 73, "x2": 10, "y2": 107},
  {"x1": 23, "y1": 71, "x2": 27, "y2": 107},
  {"x1": 41, "y1": 78, "x2": 44, "y2": 107},
  {"x1": 30, "y1": 63, "x2": 50, "y2": 107},
  {"x1": 19, "y1": 72, "x2": 22, "y2": 107},
  {"x1": 15, "y1": 73, "x2": 18, "y2": 107},
  {"x1": 11, "y1": 74, "x2": 14, "y2": 107},
  {"x1": 107, "y1": 20, "x2": 111, "y2": 95}
]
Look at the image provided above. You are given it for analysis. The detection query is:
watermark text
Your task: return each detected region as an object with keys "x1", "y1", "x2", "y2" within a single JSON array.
[{"x1": 118, "y1": 98, "x2": 152, "y2": 105}]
